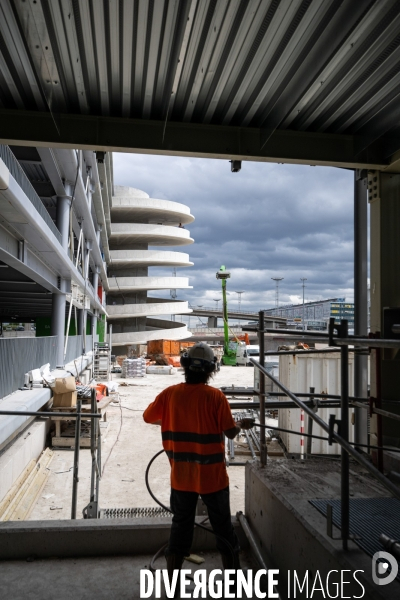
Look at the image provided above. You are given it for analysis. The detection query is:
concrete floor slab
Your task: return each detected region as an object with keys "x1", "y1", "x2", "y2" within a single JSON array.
[
  {"x1": 28, "y1": 367, "x2": 255, "y2": 521},
  {"x1": 0, "y1": 550, "x2": 259, "y2": 600}
]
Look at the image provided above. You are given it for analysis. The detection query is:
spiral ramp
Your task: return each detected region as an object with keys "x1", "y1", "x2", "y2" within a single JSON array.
[{"x1": 107, "y1": 186, "x2": 194, "y2": 351}]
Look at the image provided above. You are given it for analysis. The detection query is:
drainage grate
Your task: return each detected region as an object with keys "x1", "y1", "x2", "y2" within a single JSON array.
[
  {"x1": 100, "y1": 507, "x2": 171, "y2": 519},
  {"x1": 310, "y1": 497, "x2": 400, "y2": 579}
]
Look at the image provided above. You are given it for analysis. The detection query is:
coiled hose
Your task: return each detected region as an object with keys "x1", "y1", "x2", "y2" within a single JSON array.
[{"x1": 145, "y1": 449, "x2": 235, "y2": 570}]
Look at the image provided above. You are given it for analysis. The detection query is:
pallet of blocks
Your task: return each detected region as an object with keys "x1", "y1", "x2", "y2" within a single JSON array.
[{"x1": 121, "y1": 357, "x2": 146, "y2": 378}]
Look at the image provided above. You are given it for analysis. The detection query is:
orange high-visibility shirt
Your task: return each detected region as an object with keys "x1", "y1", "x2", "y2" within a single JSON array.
[{"x1": 143, "y1": 383, "x2": 236, "y2": 494}]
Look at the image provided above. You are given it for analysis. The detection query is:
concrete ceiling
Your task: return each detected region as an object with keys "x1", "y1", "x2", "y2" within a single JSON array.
[{"x1": 0, "y1": 1, "x2": 400, "y2": 170}]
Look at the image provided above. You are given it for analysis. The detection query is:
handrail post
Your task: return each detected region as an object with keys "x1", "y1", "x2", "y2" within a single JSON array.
[
  {"x1": 90, "y1": 388, "x2": 96, "y2": 502},
  {"x1": 306, "y1": 386, "x2": 316, "y2": 456},
  {"x1": 340, "y1": 320, "x2": 350, "y2": 550},
  {"x1": 71, "y1": 398, "x2": 82, "y2": 519},
  {"x1": 258, "y1": 310, "x2": 267, "y2": 465}
]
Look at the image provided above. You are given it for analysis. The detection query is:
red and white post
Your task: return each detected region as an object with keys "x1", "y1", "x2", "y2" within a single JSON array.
[{"x1": 300, "y1": 409, "x2": 305, "y2": 460}]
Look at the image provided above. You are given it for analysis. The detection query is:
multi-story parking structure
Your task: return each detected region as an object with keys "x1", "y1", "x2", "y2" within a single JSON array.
[
  {"x1": 107, "y1": 186, "x2": 194, "y2": 353},
  {"x1": 0, "y1": 145, "x2": 111, "y2": 372}
]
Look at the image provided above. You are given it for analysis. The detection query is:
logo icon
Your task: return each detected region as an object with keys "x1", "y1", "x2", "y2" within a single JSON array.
[{"x1": 372, "y1": 551, "x2": 398, "y2": 586}]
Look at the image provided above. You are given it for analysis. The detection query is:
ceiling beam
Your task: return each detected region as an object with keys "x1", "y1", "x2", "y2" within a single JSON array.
[{"x1": 0, "y1": 109, "x2": 393, "y2": 171}]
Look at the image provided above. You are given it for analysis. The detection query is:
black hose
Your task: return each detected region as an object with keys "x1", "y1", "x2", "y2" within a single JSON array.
[{"x1": 145, "y1": 449, "x2": 235, "y2": 562}]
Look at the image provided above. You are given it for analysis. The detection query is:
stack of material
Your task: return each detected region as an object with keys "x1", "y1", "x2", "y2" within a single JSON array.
[{"x1": 122, "y1": 358, "x2": 146, "y2": 378}]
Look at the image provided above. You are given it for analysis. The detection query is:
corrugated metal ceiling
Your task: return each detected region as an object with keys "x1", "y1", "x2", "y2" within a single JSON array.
[{"x1": 0, "y1": 0, "x2": 400, "y2": 161}]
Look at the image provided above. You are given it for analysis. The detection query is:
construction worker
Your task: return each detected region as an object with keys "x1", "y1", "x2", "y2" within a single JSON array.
[{"x1": 143, "y1": 342, "x2": 255, "y2": 590}]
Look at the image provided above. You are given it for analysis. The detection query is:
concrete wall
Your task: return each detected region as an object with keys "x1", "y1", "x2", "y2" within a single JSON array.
[
  {"x1": 244, "y1": 462, "x2": 398, "y2": 600},
  {"x1": 0, "y1": 518, "x2": 248, "y2": 560},
  {"x1": 0, "y1": 420, "x2": 49, "y2": 504}
]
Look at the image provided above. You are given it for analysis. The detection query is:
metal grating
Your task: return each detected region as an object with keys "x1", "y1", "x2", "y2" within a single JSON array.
[
  {"x1": 310, "y1": 497, "x2": 400, "y2": 579},
  {"x1": 100, "y1": 507, "x2": 171, "y2": 519}
]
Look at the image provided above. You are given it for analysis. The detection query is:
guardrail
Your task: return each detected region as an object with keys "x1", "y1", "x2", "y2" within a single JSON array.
[
  {"x1": 0, "y1": 145, "x2": 62, "y2": 243},
  {"x1": 0, "y1": 388, "x2": 101, "y2": 520},
  {"x1": 189, "y1": 305, "x2": 259, "y2": 315},
  {"x1": 0, "y1": 335, "x2": 96, "y2": 400},
  {"x1": 0, "y1": 336, "x2": 58, "y2": 399},
  {"x1": 64, "y1": 335, "x2": 94, "y2": 365},
  {"x1": 245, "y1": 311, "x2": 400, "y2": 551}
]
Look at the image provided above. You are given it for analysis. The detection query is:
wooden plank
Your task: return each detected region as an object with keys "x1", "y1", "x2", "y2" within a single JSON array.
[
  {"x1": 0, "y1": 460, "x2": 36, "y2": 518},
  {"x1": 2, "y1": 449, "x2": 54, "y2": 521},
  {"x1": 1, "y1": 463, "x2": 40, "y2": 521}
]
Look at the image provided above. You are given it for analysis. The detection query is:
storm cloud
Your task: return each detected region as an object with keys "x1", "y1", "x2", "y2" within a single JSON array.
[{"x1": 113, "y1": 153, "x2": 355, "y2": 313}]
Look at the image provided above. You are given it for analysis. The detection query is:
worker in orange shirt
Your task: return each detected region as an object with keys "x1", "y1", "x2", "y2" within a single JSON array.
[{"x1": 143, "y1": 342, "x2": 254, "y2": 586}]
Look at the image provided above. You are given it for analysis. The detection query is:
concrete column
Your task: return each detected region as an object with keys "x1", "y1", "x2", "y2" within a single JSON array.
[
  {"x1": 51, "y1": 279, "x2": 69, "y2": 366},
  {"x1": 93, "y1": 268, "x2": 99, "y2": 297},
  {"x1": 56, "y1": 196, "x2": 71, "y2": 253},
  {"x1": 92, "y1": 310, "x2": 98, "y2": 345},
  {"x1": 77, "y1": 309, "x2": 84, "y2": 335},
  {"x1": 84, "y1": 240, "x2": 92, "y2": 279},
  {"x1": 354, "y1": 170, "x2": 368, "y2": 446},
  {"x1": 208, "y1": 316, "x2": 218, "y2": 328},
  {"x1": 369, "y1": 171, "x2": 400, "y2": 452}
]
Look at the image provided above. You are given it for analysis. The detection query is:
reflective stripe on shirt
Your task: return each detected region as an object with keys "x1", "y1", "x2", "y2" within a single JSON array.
[
  {"x1": 165, "y1": 450, "x2": 225, "y2": 465},
  {"x1": 162, "y1": 431, "x2": 223, "y2": 444}
]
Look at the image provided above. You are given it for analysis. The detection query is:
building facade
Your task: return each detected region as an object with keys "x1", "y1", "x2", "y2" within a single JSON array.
[
  {"x1": 107, "y1": 185, "x2": 194, "y2": 353},
  {"x1": 264, "y1": 298, "x2": 355, "y2": 329}
]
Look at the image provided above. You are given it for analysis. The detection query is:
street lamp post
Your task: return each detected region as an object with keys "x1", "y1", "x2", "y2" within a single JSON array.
[
  {"x1": 300, "y1": 278, "x2": 307, "y2": 331},
  {"x1": 235, "y1": 290, "x2": 245, "y2": 324},
  {"x1": 271, "y1": 277, "x2": 284, "y2": 316}
]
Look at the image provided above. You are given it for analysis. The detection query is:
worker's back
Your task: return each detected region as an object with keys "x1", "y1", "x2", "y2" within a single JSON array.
[{"x1": 143, "y1": 382, "x2": 235, "y2": 494}]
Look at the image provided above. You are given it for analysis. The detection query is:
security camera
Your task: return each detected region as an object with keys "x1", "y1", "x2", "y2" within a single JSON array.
[
  {"x1": 96, "y1": 151, "x2": 106, "y2": 163},
  {"x1": 230, "y1": 160, "x2": 242, "y2": 173}
]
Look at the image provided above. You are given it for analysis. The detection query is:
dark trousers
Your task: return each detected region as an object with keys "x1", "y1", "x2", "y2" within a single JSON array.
[{"x1": 166, "y1": 486, "x2": 239, "y2": 557}]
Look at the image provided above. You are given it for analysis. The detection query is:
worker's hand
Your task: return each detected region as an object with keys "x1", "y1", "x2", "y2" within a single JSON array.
[{"x1": 238, "y1": 418, "x2": 255, "y2": 430}]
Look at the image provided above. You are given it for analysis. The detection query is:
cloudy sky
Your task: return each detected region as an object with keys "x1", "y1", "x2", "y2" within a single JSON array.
[{"x1": 113, "y1": 153, "x2": 355, "y2": 314}]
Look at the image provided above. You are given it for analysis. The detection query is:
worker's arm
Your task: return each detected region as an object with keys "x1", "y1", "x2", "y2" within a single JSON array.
[
  {"x1": 143, "y1": 393, "x2": 164, "y2": 425},
  {"x1": 224, "y1": 418, "x2": 255, "y2": 439},
  {"x1": 224, "y1": 424, "x2": 241, "y2": 439}
]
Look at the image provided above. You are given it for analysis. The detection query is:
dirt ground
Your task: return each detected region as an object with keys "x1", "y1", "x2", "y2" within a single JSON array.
[{"x1": 29, "y1": 366, "x2": 257, "y2": 521}]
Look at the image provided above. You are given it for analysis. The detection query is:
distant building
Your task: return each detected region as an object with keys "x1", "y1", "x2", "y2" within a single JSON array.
[{"x1": 264, "y1": 297, "x2": 354, "y2": 330}]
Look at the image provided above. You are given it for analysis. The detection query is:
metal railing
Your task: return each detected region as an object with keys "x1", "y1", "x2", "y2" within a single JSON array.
[
  {"x1": 0, "y1": 389, "x2": 101, "y2": 520},
  {"x1": 0, "y1": 145, "x2": 62, "y2": 243},
  {"x1": 244, "y1": 311, "x2": 400, "y2": 551},
  {"x1": 0, "y1": 336, "x2": 58, "y2": 399},
  {"x1": 189, "y1": 305, "x2": 259, "y2": 315}
]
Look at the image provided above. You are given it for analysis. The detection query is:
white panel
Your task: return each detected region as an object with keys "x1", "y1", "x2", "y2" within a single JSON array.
[{"x1": 278, "y1": 352, "x2": 357, "y2": 455}]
